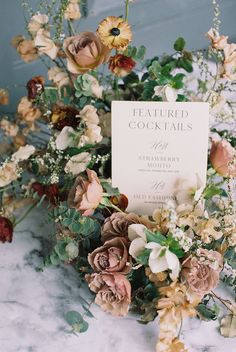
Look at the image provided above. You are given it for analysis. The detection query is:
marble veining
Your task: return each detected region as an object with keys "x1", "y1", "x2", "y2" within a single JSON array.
[{"x1": 0, "y1": 209, "x2": 235, "y2": 352}]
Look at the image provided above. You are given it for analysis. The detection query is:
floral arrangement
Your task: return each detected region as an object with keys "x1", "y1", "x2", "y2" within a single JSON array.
[{"x1": 0, "y1": 0, "x2": 236, "y2": 351}]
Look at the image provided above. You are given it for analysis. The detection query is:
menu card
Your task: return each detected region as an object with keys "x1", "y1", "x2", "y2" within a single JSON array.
[{"x1": 112, "y1": 101, "x2": 209, "y2": 215}]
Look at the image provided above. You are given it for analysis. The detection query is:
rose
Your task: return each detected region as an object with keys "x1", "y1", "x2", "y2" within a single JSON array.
[
  {"x1": 181, "y1": 248, "x2": 223, "y2": 297},
  {"x1": 210, "y1": 138, "x2": 236, "y2": 177},
  {"x1": 63, "y1": 32, "x2": 110, "y2": 74},
  {"x1": 88, "y1": 237, "x2": 130, "y2": 274},
  {"x1": 48, "y1": 67, "x2": 70, "y2": 88},
  {"x1": 86, "y1": 272, "x2": 131, "y2": 316},
  {"x1": 12, "y1": 36, "x2": 38, "y2": 63},
  {"x1": 68, "y1": 169, "x2": 103, "y2": 216},
  {"x1": 0, "y1": 216, "x2": 13, "y2": 243},
  {"x1": 108, "y1": 54, "x2": 136, "y2": 77},
  {"x1": 34, "y1": 29, "x2": 59, "y2": 60},
  {"x1": 17, "y1": 97, "x2": 41, "y2": 123},
  {"x1": 101, "y1": 212, "x2": 151, "y2": 242},
  {"x1": 26, "y1": 76, "x2": 45, "y2": 100}
]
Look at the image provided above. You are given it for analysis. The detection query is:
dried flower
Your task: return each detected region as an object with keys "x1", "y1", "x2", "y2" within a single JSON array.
[
  {"x1": 0, "y1": 162, "x2": 18, "y2": 187},
  {"x1": 64, "y1": 0, "x2": 81, "y2": 20},
  {"x1": 34, "y1": 29, "x2": 59, "y2": 60},
  {"x1": 64, "y1": 152, "x2": 91, "y2": 175},
  {"x1": 86, "y1": 272, "x2": 131, "y2": 316},
  {"x1": 48, "y1": 67, "x2": 70, "y2": 88},
  {"x1": 80, "y1": 105, "x2": 99, "y2": 125},
  {"x1": 0, "y1": 89, "x2": 9, "y2": 105},
  {"x1": 12, "y1": 36, "x2": 38, "y2": 63},
  {"x1": 195, "y1": 218, "x2": 223, "y2": 243},
  {"x1": 51, "y1": 106, "x2": 80, "y2": 130},
  {"x1": 26, "y1": 76, "x2": 45, "y2": 100},
  {"x1": 108, "y1": 54, "x2": 136, "y2": 77},
  {"x1": 207, "y1": 28, "x2": 228, "y2": 50},
  {"x1": 0, "y1": 119, "x2": 19, "y2": 137},
  {"x1": 210, "y1": 138, "x2": 236, "y2": 177},
  {"x1": 97, "y1": 16, "x2": 132, "y2": 50},
  {"x1": 63, "y1": 32, "x2": 110, "y2": 74},
  {"x1": 79, "y1": 124, "x2": 103, "y2": 146},
  {"x1": 0, "y1": 216, "x2": 13, "y2": 243},
  {"x1": 28, "y1": 13, "x2": 49, "y2": 36},
  {"x1": 17, "y1": 97, "x2": 41, "y2": 123},
  {"x1": 99, "y1": 111, "x2": 111, "y2": 138},
  {"x1": 11, "y1": 145, "x2": 35, "y2": 162}
]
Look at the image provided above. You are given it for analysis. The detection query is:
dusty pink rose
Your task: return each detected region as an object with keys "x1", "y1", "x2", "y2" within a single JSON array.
[
  {"x1": 86, "y1": 272, "x2": 131, "y2": 316},
  {"x1": 101, "y1": 212, "x2": 151, "y2": 242},
  {"x1": 68, "y1": 169, "x2": 103, "y2": 216},
  {"x1": 63, "y1": 32, "x2": 110, "y2": 74},
  {"x1": 88, "y1": 237, "x2": 131, "y2": 274},
  {"x1": 181, "y1": 248, "x2": 223, "y2": 297},
  {"x1": 210, "y1": 138, "x2": 236, "y2": 177}
]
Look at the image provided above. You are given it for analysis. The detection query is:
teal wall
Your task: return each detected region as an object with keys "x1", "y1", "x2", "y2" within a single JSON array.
[{"x1": 0, "y1": 0, "x2": 236, "y2": 112}]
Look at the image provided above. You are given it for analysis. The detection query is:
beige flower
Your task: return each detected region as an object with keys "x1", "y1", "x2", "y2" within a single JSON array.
[
  {"x1": 48, "y1": 67, "x2": 70, "y2": 88},
  {"x1": 0, "y1": 119, "x2": 19, "y2": 137},
  {"x1": 17, "y1": 97, "x2": 41, "y2": 123},
  {"x1": 80, "y1": 124, "x2": 103, "y2": 145},
  {"x1": 195, "y1": 218, "x2": 223, "y2": 243},
  {"x1": 28, "y1": 14, "x2": 49, "y2": 36},
  {"x1": 207, "y1": 28, "x2": 228, "y2": 50},
  {"x1": 55, "y1": 126, "x2": 75, "y2": 150},
  {"x1": 99, "y1": 111, "x2": 111, "y2": 138},
  {"x1": 0, "y1": 89, "x2": 9, "y2": 105},
  {"x1": 12, "y1": 36, "x2": 38, "y2": 63},
  {"x1": 63, "y1": 32, "x2": 110, "y2": 74},
  {"x1": 80, "y1": 105, "x2": 99, "y2": 125},
  {"x1": 0, "y1": 162, "x2": 19, "y2": 187},
  {"x1": 222, "y1": 44, "x2": 236, "y2": 81},
  {"x1": 11, "y1": 145, "x2": 35, "y2": 163},
  {"x1": 88, "y1": 237, "x2": 130, "y2": 274},
  {"x1": 88, "y1": 75, "x2": 103, "y2": 99},
  {"x1": 64, "y1": 152, "x2": 91, "y2": 175},
  {"x1": 64, "y1": 0, "x2": 81, "y2": 20},
  {"x1": 210, "y1": 138, "x2": 236, "y2": 177},
  {"x1": 86, "y1": 272, "x2": 131, "y2": 316},
  {"x1": 34, "y1": 29, "x2": 59, "y2": 60},
  {"x1": 181, "y1": 248, "x2": 223, "y2": 298}
]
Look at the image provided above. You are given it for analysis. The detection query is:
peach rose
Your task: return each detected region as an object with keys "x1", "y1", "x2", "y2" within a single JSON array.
[
  {"x1": 34, "y1": 29, "x2": 59, "y2": 60},
  {"x1": 68, "y1": 169, "x2": 103, "y2": 216},
  {"x1": 63, "y1": 32, "x2": 110, "y2": 74},
  {"x1": 181, "y1": 248, "x2": 223, "y2": 297},
  {"x1": 210, "y1": 138, "x2": 236, "y2": 177},
  {"x1": 12, "y1": 35, "x2": 38, "y2": 63},
  {"x1": 86, "y1": 272, "x2": 131, "y2": 316},
  {"x1": 17, "y1": 97, "x2": 41, "y2": 123},
  {"x1": 88, "y1": 237, "x2": 131, "y2": 274}
]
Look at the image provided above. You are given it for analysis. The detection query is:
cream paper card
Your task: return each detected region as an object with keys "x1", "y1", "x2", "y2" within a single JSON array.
[{"x1": 112, "y1": 101, "x2": 209, "y2": 215}]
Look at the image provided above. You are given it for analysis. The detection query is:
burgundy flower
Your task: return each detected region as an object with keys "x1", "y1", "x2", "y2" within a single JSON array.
[
  {"x1": 45, "y1": 184, "x2": 59, "y2": 205},
  {"x1": 26, "y1": 76, "x2": 45, "y2": 100},
  {"x1": 108, "y1": 54, "x2": 136, "y2": 77},
  {"x1": 31, "y1": 182, "x2": 45, "y2": 197},
  {"x1": 0, "y1": 216, "x2": 13, "y2": 243},
  {"x1": 110, "y1": 194, "x2": 129, "y2": 212},
  {"x1": 51, "y1": 106, "x2": 80, "y2": 130}
]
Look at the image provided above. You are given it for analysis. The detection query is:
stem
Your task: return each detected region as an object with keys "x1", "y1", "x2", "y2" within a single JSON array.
[
  {"x1": 125, "y1": 0, "x2": 129, "y2": 21},
  {"x1": 210, "y1": 291, "x2": 236, "y2": 314},
  {"x1": 14, "y1": 203, "x2": 36, "y2": 226}
]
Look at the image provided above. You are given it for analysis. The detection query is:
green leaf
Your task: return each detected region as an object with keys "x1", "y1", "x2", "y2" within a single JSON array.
[
  {"x1": 73, "y1": 320, "x2": 89, "y2": 333},
  {"x1": 145, "y1": 229, "x2": 166, "y2": 244},
  {"x1": 136, "y1": 249, "x2": 151, "y2": 265},
  {"x1": 197, "y1": 303, "x2": 219, "y2": 321},
  {"x1": 82, "y1": 305, "x2": 96, "y2": 318},
  {"x1": 203, "y1": 185, "x2": 227, "y2": 199},
  {"x1": 174, "y1": 37, "x2": 186, "y2": 51},
  {"x1": 166, "y1": 234, "x2": 185, "y2": 258},
  {"x1": 136, "y1": 45, "x2": 146, "y2": 60},
  {"x1": 171, "y1": 73, "x2": 185, "y2": 89},
  {"x1": 101, "y1": 181, "x2": 120, "y2": 196},
  {"x1": 123, "y1": 72, "x2": 139, "y2": 85},
  {"x1": 66, "y1": 311, "x2": 83, "y2": 326},
  {"x1": 177, "y1": 58, "x2": 193, "y2": 72}
]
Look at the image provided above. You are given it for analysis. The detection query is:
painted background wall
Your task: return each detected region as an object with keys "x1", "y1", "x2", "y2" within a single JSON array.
[{"x1": 0, "y1": 0, "x2": 236, "y2": 112}]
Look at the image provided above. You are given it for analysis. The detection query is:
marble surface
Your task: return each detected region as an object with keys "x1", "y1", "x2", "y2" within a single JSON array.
[{"x1": 0, "y1": 209, "x2": 235, "y2": 352}]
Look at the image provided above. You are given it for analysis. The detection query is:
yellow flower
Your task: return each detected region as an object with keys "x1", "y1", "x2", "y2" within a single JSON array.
[{"x1": 97, "y1": 16, "x2": 132, "y2": 50}]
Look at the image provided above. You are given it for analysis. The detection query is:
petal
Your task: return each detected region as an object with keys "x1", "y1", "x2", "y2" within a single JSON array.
[
  {"x1": 145, "y1": 242, "x2": 162, "y2": 250},
  {"x1": 128, "y1": 224, "x2": 147, "y2": 241},
  {"x1": 129, "y1": 238, "x2": 146, "y2": 259},
  {"x1": 149, "y1": 255, "x2": 168, "y2": 273}
]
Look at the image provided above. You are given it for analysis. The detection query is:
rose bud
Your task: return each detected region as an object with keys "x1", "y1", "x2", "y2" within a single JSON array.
[
  {"x1": 210, "y1": 138, "x2": 236, "y2": 177},
  {"x1": 63, "y1": 32, "x2": 110, "y2": 74},
  {"x1": 26, "y1": 76, "x2": 45, "y2": 100},
  {"x1": 0, "y1": 216, "x2": 13, "y2": 243},
  {"x1": 110, "y1": 194, "x2": 129, "y2": 211},
  {"x1": 51, "y1": 106, "x2": 80, "y2": 131},
  {"x1": 31, "y1": 182, "x2": 46, "y2": 198},
  {"x1": 108, "y1": 54, "x2": 136, "y2": 77}
]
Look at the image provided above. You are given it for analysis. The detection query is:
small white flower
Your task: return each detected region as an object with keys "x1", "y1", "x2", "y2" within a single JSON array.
[
  {"x1": 65, "y1": 242, "x2": 79, "y2": 260},
  {"x1": 55, "y1": 126, "x2": 75, "y2": 150},
  {"x1": 153, "y1": 85, "x2": 178, "y2": 102},
  {"x1": 64, "y1": 152, "x2": 91, "y2": 175},
  {"x1": 12, "y1": 145, "x2": 35, "y2": 162}
]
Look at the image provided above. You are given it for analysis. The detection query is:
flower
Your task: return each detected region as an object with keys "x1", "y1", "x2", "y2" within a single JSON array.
[
  {"x1": 108, "y1": 54, "x2": 136, "y2": 77},
  {"x1": 206, "y1": 28, "x2": 228, "y2": 50},
  {"x1": 65, "y1": 241, "x2": 79, "y2": 260},
  {"x1": 99, "y1": 110, "x2": 111, "y2": 138},
  {"x1": 80, "y1": 124, "x2": 103, "y2": 145},
  {"x1": 68, "y1": 169, "x2": 103, "y2": 216},
  {"x1": 17, "y1": 97, "x2": 41, "y2": 123},
  {"x1": 28, "y1": 13, "x2": 49, "y2": 36},
  {"x1": 181, "y1": 248, "x2": 223, "y2": 298},
  {"x1": 11, "y1": 145, "x2": 35, "y2": 162},
  {"x1": 26, "y1": 76, "x2": 45, "y2": 100},
  {"x1": 101, "y1": 212, "x2": 151, "y2": 242},
  {"x1": 0, "y1": 119, "x2": 19, "y2": 137},
  {"x1": 80, "y1": 105, "x2": 99, "y2": 125},
  {"x1": 86, "y1": 272, "x2": 131, "y2": 316},
  {"x1": 88, "y1": 237, "x2": 130, "y2": 274},
  {"x1": 64, "y1": 0, "x2": 81, "y2": 20},
  {"x1": 64, "y1": 152, "x2": 91, "y2": 175},
  {"x1": 222, "y1": 44, "x2": 236, "y2": 80},
  {"x1": 48, "y1": 67, "x2": 70, "y2": 88},
  {"x1": 97, "y1": 16, "x2": 132, "y2": 50},
  {"x1": 34, "y1": 29, "x2": 59, "y2": 60},
  {"x1": 153, "y1": 85, "x2": 178, "y2": 102},
  {"x1": 0, "y1": 216, "x2": 13, "y2": 243},
  {"x1": 210, "y1": 138, "x2": 236, "y2": 177},
  {"x1": 55, "y1": 126, "x2": 75, "y2": 150},
  {"x1": 128, "y1": 224, "x2": 180, "y2": 280},
  {"x1": 195, "y1": 218, "x2": 223, "y2": 243},
  {"x1": 0, "y1": 89, "x2": 9, "y2": 105},
  {"x1": 44, "y1": 184, "x2": 60, "y2": 205},
  {"x1": 0, "y1": 162, "x2": 18, "y2": 187},
  {"x1": 12, "y1": 36, "x2": 38, "y2": 63},
  {"x1": 51, "y1": 106, "x2": 80, "y2": 130},
  {"x1": 63, "y1": 32, "x2": 110, "y2": 74},
  {"x1": 74, "y1": 74, "x2": 103, "y2": 99},
  {"x1": 109, "y1": 194, "x2": 129, "y2": 212}
]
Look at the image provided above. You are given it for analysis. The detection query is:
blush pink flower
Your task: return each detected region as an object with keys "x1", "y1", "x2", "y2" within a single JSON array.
[
  {"x1": 68, "y1": 169, "x2": 103, "y2": 216},
  {"x1": 210, "y1": 138, "x2": 236, "y2": 177}
]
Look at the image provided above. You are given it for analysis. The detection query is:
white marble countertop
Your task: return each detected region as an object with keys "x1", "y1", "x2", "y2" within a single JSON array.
[{"x1": 0, "y1": 209, "x2": 235, "y2": 352}]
